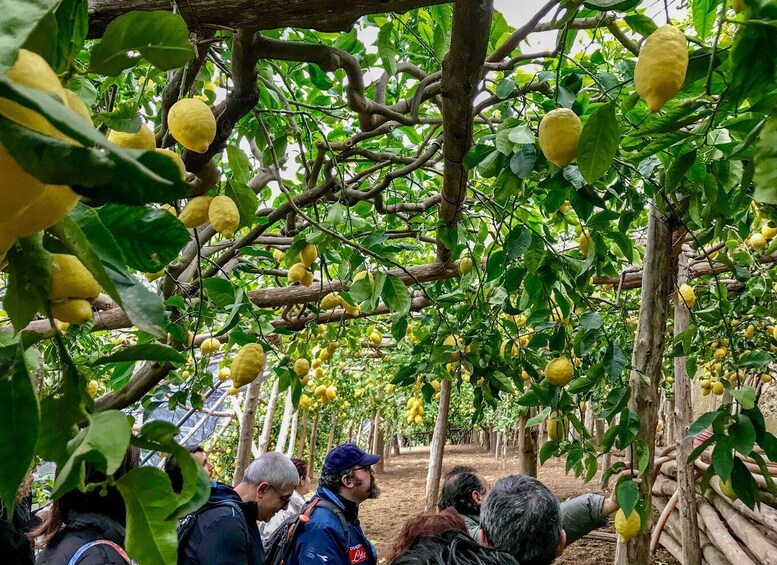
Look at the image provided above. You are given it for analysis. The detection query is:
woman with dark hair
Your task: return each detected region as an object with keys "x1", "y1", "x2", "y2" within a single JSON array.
[
  {"x1": 30, "y1": 446, "x2": 140, "y2": 565},
  {"x1": 390, "y1": 529, "x2": 519, "y2": 565},
  {"x1": 385, "y1": 509, "x2": 467, "y2": 562}
]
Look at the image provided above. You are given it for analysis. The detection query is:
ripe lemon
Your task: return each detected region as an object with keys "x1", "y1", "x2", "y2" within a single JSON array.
[
  {"x1": 713, "y1": 347, "x2": 727, "y2": 361},
  {"x1": 288, "y1": 263, "x2": 307, "y2": 283},
  {"x1": 168, "y1": 98, "x2": 216, "y2": 153},
  {"x1": 459, "y1": 256, "x2": 473, "y2": 275},
  {"x1": 51, "y1": 298, "x2": 93, "y2": 324},
  {"x1": 744, "y1": 324, "x2": 755, "y2": 339},
  {"x1": 578, "y1": 232, "x2": 590, "y2": 257},
  {"x1": 108, "y1": 122, "x2": 156, "y2": 150},
  {"x1": 300, "y1": 270, "x2": 314, "y2": 287},
  {"x1": 748, "y1": 233, "x2": 767, "y2": 250},
  {"x1": 86, "y1": 380, "x2": 99, "y2": 397},
  {"x1": 50, "y1": 254, "x2": 101, "y2": 302},
  {"x1": 273, "y1": 249, "x2": 285, "y2": 262},
  {"x1": 538, "y1": 108, "x2": 582, "y2": 168},
  {"x1": 208, "y1": 195, "x2": 239, "y2": 237},
  {"x1": 155, "y1": 148, "x2": 186, "y2": 179},
  {"x1": 614, "y1": 508, "x2": 641, "y2": 542},
  {"x1": 0, "y1": 143, "x2": 47, "y2": 217},
  {"x1": 320, "y1": 293, "x2": 342, "y2": 310},
  {"x1": 712, "y1": 381, "x2": 725, "y2": 395},
  {"x1": 325, "y1": 385, "x2": 337, "y2": 401},
  {"x1": 179, "y1": 196, "x2": 212, "y2": 228},
  {"x1": 544, "y1": 356, "x2": 574, "y2": 387},
  {"x1": 200, "y1": 337, "x2": 221, "y2": 355},
  {"x1": 231, "y1": 343, "x2": 266, "y2": 387},
  {"x1": 299, "y1": 243, "x2": 318, "y2": 267},
  {"x1": 443, "y1": 334, "x2": 462, "y2": 361},
  {"x1": 547, "y1": 411, "x2": 569, "y2": 442},
  {"x1": 719, "y1": 477, "x2": 737, "y2": 501},
  {"x1": 678, "y1": 283, "x2": 696, "y2": 308},
  {"x1": 634, "y1": 25, "x2": 688, "y2": 112},
  {"x1": 354, "y1": 270, "x2": 374, "y2": 284},
  {"x1": 369, "y1": 331, "x2": 382, "y2": 345},
  {"x1": 294, "y1": 358, "x2": 310, "y2": 377},
  {"x1": 3, "y1": 184, "x2": 79, "y2": 240},
  {"x1": 218, "y1": 367, "x2": 231, "y2": 382},
  {"x1": 761, "y1": 224, "x2": 777, "y2": 240}
]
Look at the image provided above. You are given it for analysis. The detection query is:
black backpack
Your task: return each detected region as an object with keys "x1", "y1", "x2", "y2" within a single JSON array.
[
  {"x1": 176, "y1": 500, "x2": 243, "y2": 561},
  {"x1": 263, "y1": 497, "x2": 349, "y2": 565}
]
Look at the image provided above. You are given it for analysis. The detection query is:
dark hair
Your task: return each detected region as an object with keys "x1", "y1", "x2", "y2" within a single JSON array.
[
  {"x1": 480, "y1": 474, "x2": 562, "y2": 565},
  {"x1": 291, "y1": 457, "x2": 307, "y2": 480},
  {"x1": 29, "y1": 446, "x2": 140, "y2": 547},
  {"x1": 164, "y1": 444, "x2": 205, "y2": 493},
  {"x1": 444, "y1": 465, "x2": 477, "y2": 480},
  {"x1": 390, "y1": 530, "x2": 519, "y2": 565},
  {"x1": 386, "y1": 509, "x2": 467, "y2": 562},
  {"x1": 319, "y1": 467, "x2": 358, "y2": 492},
  {"x1": 437, "y1": 468, "x2": 486, "y2": 516}
]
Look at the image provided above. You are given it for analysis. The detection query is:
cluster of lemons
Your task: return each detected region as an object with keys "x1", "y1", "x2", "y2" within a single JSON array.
[{"x1": 284, "y1": 243, "x2": 318, "y2": 287}]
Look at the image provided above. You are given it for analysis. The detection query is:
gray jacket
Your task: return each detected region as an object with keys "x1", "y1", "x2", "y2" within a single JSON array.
[{"x1": 463, "y1": 493, "x2": 608, "y2": 544}]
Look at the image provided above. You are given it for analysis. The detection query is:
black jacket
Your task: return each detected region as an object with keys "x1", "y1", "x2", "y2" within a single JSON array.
[
  {"x1": 0, "y1": 495, "x2": 34, "y2": 565},
  {"x1": 36, "y1": 512, "x2": 128, "y2": 565},
  {"x1": 181, "y1": 483, "x2": 264, "y2": 565}
]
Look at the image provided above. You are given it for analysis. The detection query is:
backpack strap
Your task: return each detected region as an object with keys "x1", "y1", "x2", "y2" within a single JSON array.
[
  {"x1": 67, "y1": 539, "x2": 131, "y2": 565},
  {"x1": 178, "y1": 500, "x2": 245, "y2": 551},
  {"x1": 275, "y1": 497, "x2": 350, "y2": 564}
]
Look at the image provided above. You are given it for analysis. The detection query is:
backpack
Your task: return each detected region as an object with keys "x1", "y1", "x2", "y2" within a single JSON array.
[
  {"x1": 263, "y1": 497, "x2": 349, "y2": 565},
  {"x1": 66, "y1": 539, "x2": 131, "y2": 565},
  {"x1": 176, "y1": 500, "x2": 243, "y2": 560}
]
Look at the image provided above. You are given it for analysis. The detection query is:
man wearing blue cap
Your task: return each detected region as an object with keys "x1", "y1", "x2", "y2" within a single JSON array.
[{"x1": 285, "y1": 443, "x2": 380, "y2": 565}]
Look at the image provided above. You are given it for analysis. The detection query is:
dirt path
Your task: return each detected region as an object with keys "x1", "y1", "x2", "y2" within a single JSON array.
[{"x1": 357, "y1": 444, "x2": 679, "y2": 564}]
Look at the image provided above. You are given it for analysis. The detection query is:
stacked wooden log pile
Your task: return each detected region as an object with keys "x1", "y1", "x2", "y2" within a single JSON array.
[{"x1": 652, "y1": 445, "x2": 777, "y2": 565}]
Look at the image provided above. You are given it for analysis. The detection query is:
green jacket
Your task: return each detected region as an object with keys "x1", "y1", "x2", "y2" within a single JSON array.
[{"x1": 463, "y1": 493, "x2": 608, "y2": 544}]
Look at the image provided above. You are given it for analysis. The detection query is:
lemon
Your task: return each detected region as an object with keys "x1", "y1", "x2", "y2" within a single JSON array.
[
  {"x1": 385, "y1": 384, "x2": 395, "y2": 394},
  {"x1": 325, "y1": 385, "x2": 337, "y2": 401},
  {"x1": 86, "y1": 380, "x2": 99, "y2": 397},
  {"x1": 443, "y1": 335, "x2": 462, "y2": 361},
  {"x1": 547, "y1": 411, "x2": 569, "y2": 442},
  {"x1": 538, "y1": 108, "x2": 582, "y2": 168},
  {"x1": 579, "y1": 232, "x2": 590, "y2": 257},
  {"x1": 314, "y1": 384, "x2": 327, "y2": 397},
  {"x1": 300, "y1": 270, "x2": 314, "y2": 287},
  {"x1": 55, "y1": 320, "x2": 70, "y2": 332},
  {"x1": 288, "y1": 263, "x2": 307, "y2": 283},
  {"x1": 700, "y1": 379, "x2": 711, "y2": 388},
  {"x1": 678, "y1": 283, "x2": 696, "y2": 308},
  {"x1": 744, "y1": 324, "x2": 755, "y2": 339},
  {"x1": 0, "y1": 144, "x2": 47, "y2": 217},
  {"x1": 294, "y1": 358, "x2": 310, "y2": 377},
  {"x1": 312, "y1": 358, "x2": 322, "y2": 369},
  {"x1": 155, "y1": 148, "x2": 186, "y2": 179},
  {"x1": 108, "y1": 122, "x2": 156, "y2": 150},
  {"x1": 200, "y1": 337, "x2": 221, "y2": 355},
  {"x1": 320, "y1": 293, "x2": 342, "y2": 310},
  {"x1": 160, "y1": 203, "x2": 177, "y2": 217},
  {"x1": 748, "y1": 233, "x2": 767, "y2": 250},
  {"x1": 179, "y1": 196, "x2": 212, "y2": 228},
  {"x1": 168, "y1": 98, "x2": 216, "y2": 153},
  {"x1": 459, "y1": 256, "x2": 473, "y2": 275},
  {"x1": 634, "y1": 25, "x2": 688, "y2": 112},
  {"x1": 208, "y1": 195, "x2": 239, "y2": 237},
  {"x1": 314, "y1": 367, "x2": 324, "y2": 379},
  {"x1": 299, "y1": 243, "x2": 318, "y2": 267},
  {"x1": 273, "y1": 249, "x2": 285, "y2": 262},
  {"x1": 714, "y1": 347, "x2": 727, "y2": 361},
  {"x1": 414, "y1": 415, "x2": 423, "y2": 425},
  {"x1": 299, "y1": 394, "x2": 311, "y2": 409},
  {"x1": 544, "y1": 356, "x2": 574, "y2": 387},
  {"x1": 614, "y1": 509, "x2": 641, "y2": 542},
  {"x1": 218, "y1": 367, "x2": 231, "y2": 382},
  {"x1": 353, "y1": 270, "x2": 374, "y2": 284},
  {"x1": 51, "y1": 298, "x2": 93, "y2": 324},
  {"x1": 761, "y1": 224, "x2": 777, "y2": 240},
  {"x1": 369, "y1": 331, "x2": 382, "y2": 345},
  {"x1": 430, "y1": 379, "x2": 441, "y2": 392},
  {"x1": 762, "y1": 374, "x2": 773, "y2": 384},
  {"x1": 712, "y1": 381, "x2": 725, "y2": 395},
  {"x1": 50, "y1": 254, "x2": 101, "y2": 302},
  {"x1": 229, "y1": 386, "x2": 240, "y2": 396},
  {"x1": 718, "y1": 477, "x2": 737, "y2": 500},
  {"x1": 231, "y1": 343, "x2": 266, "y2": 387}
]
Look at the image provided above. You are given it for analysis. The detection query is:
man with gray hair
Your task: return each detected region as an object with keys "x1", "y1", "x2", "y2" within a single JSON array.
[
  {"x1": 478, "y1": 474, "x2": 566, "y2": 565},
  {"x1": 180, "y1": 451, "x2": 299, "y2": 564}
]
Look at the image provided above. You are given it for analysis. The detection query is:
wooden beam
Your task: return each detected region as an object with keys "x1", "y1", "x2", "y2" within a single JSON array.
[{"x1": 87, "y1": 0, "x2": 450, "y2": 38}]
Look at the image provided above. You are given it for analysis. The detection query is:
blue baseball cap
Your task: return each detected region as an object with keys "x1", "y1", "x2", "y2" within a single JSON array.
[{"x1": 322, "y1": 443, "x2": 381, "y2": 475}]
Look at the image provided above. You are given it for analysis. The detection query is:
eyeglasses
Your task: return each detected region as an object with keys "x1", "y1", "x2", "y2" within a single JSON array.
[
  {"x1": 352, "y1": 465, "x2": 373, "y2": 474},
  {"x1": 269, "y1": 485, "x2": 294, "y2": 504}
]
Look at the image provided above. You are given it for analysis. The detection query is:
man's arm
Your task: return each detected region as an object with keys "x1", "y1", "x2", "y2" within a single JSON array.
[
  {"x1": 196, "y1": 514, "x2": 249, "y2": 565},
  {"x1": 560, "y1": 493, "x2": 608, "y2": 545},
  {"x1": 292, "y1": 520, "x2": 350, "y2": 565}
]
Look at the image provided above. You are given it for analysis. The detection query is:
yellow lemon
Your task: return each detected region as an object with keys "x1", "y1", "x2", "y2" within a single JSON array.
[
  {"x1": 678, "y1": 283, "x2": 696, "y2": 308},
  {"x1": 179, "y1": 196, "x2": 212, "y2": 228},
  {"x1": 459, "y1": 256, "x2": 473, "y2": 275},
  {"x1": 168, "y1": 98, "x2": 216, "y2": 153},
  {"x1": 231, "y1": 343, "x2": 266, "y2": 387},
  {"x1": 538, "y1": 108, "x2": 582, "y2": 168},
  {"x1": 547, "y1": 411, "x2": 569, "y2": 442},
  {"x1": 108, "y1": 122, "x2": 156, "y2": 150},
  {"x1": 320, "y1": 293, "x2": 342, "y2": 310},
  {"x1": 748, "y1": 233, "x2": 767, "y2": 250},
  {"x1": 51, "y1": 298, "x2": 93, "y2": 324},
  {"x1": 761, "y1": 224, "x2": 777, "y2": 240},
  {"x1": 208, "y1": 195, "x2": 239, "y2": 237},
  {"x1": 579, "y1": 232, "x2": 590, "y2": 257},
  {"x1": 218, "y1": 367, "x2": 231, "y2": 382},
  {"x1": 544, "y1": 356, "x2": 574, "y2": 387},
  {"x1": 719, "y1": 477, "x2": 737, "y2": 501},
  {"x1": 294, "y1": 358, "x2": 310, "y2": 377},
  {"x1": 50, "y1": 254, "x2": 100, "y2": 302},
  {"x1": 614, "y1": 509, "x2": 641, "y2": 542},
  {"x1": 634, "y1": 25, "x2": 688, "y2": 112},
  {"x1": 86, "y1": 380, "x2": 99, "y2": 397},
  {"x1": 288, "y1": 263, "x2": 307, "y2": 283},
  {"x1": 300, "y1": 270, "x2": 314, "y2": 287},
  {"x1": 443, "y1": 334, "x2": 462, "y2": 361},
  {"x1": 712, "y1": 381, "x2": 725, "y2": 395},
  {"x1": 300, "y1": 243, "x2": 318, "y2": 267},
  {"x1": 200, "y1": 337, "x2": 221, "y2": 355}
]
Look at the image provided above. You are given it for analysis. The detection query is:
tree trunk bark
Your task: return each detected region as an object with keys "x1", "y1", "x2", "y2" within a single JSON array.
[
  {"x1": 258, "y1": 379, "x2": 281, "y2": 454},
  {"x1": 307, "y1": 413, "x2": 321, "y2": 478},
  {"x1": 617, "y1": 205, "x2": 677, "y2": 564},
  {"x1": 373, "y1": 411, "x2": 385, "y2": 473},
  {"x1": 232, "y1": 366, "x2": 265, "y2": 485},
  {"x1": 482, "y1": 426, "x2": 490, "y2": 452},
  {"x1": 518, "y1": 408, "x2": 538, "y2": 477},
  {"x1": 391, "y1": 431, "x2": 401, "y2": 455},
  {"x1": 347, "y1": 419, "x2": 355, "y2": 443},
  {"x1": 275, "y1": 388, "x2": 294, "y2": 452},
  {"x1": 326, "y1": 412, "x2": 338, "y2": 453},
  {"x1": 673, "y1": 248, "x2": 702, "y2": 565},
  {"x1": 424, "y1": 379, "x2": 451, "y2": 511},
  {"x1": 286, "y1": 410, "x2": 299, "y2": 458},
  {"x1": 296, "y1": 411, "x2": 310, "y2": 458},
  {"x1": 367, "y1": 413, "x2": 376, "y2": 454}
]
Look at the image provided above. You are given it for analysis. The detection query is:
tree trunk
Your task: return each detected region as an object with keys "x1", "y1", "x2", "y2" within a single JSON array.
[
  {"x1": 673, "y1": 248, "x2": 702, "y2": 565},
  {"x1": 326, "y1": 412, "x2": 338, "y2": 453},
  {"x1": 347, "y1": 419, "x2": 355, "y2": 443},
  {"x1": 232, "y1": 368, "x2": 264, "y2": 485},
  {"x1": 391, "y1": 431, "x2": 401, "y2": 455},
  {"x1": 518, "y1": 408, "x2": 538, "y2": 477},
  {"x1": 258, "y1": 378, "x2": 281, "y2": 454},
  {"x1": 355, "y1": 418, "x2": 364, "y2": 447},
  {"x1": 367, "y1": 413, "x2": 376, "y2": 453},
  {"x1": 494, "y1": 431, "x2": 501, "y2": 460},
  {"x1": 616, "y1": 205, "x2": 677, "y2": 564},
  {"x1": 286, "y1": 410, "x2": 299, "y2": 458},
  {"x1": 296, "y1": 411, "x2": 310, "y2": 458},
  {"x1": 373, "y1": 411, "x2": 385, "y2": 473},
  {"x1": 307, "y1": 413, "x2": 321, "y2": 478},
  {"x1": 664, "y1": 392, "x2": 676, "y2": 448},
  {"x1": 275, "y1": 388, "x2": 294, "y2": 452},
  {"x1": 482, "y1": 426, "x2": 490, "y2": 452},
  {"x1": 424, "y1": 379, "x2": 451, "y2": 511}
]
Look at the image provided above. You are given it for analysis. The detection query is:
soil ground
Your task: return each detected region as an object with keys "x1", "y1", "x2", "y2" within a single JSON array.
[{"x1": 357, "y1": 444, "x2": 680, "y2": 564}]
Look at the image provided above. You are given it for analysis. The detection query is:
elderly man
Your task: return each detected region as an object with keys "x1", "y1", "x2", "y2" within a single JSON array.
[{"x1": 180, "y1": 451, "x2": 299, "y2": 565}]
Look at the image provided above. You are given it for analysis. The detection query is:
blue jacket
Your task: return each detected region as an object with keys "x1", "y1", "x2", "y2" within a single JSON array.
[
  {"x1": 285, "y1": 487, "x2": 377, "y2": 565},
  {"x1": 181, "y1": 483, "x2": 264, "y2": 565}
]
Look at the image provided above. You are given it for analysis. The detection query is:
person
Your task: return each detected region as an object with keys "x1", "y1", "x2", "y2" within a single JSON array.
[
  {"x1": 180, "y1": 451, "x2": 299, "y2": 565},
  {"x1": 478, "y1": 474, "x2": 567, "y2": 565},
  {"x1": 285, "y1": 443, "x2": 380, "y2": 565},
  {"x1": 1, "y1": 473, "x2": 37, "y2": 565},
  {"x1": 31, "y1": 446, "x2": 140, "y2": 565},
  {"x1": 164, "y1": 444, "x2": 215, "y2": 493},
  {"x1": 259, "y1": 457, "x2": 310, "y2": 544},
  {"x1": 438, "y1": 466, "x2": 615, "y2": 544},
  {"x1": 385, "y1": 508, "x2": 467, "y2": 562},
  {"x1": 390, "y1": 529, "x2": 518, "y2": 565}
]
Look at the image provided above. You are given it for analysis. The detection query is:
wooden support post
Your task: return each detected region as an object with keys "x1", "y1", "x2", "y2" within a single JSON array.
[
  {"x1": 258, "y1": 378, "x2": 280, "y2": 454},
  {"x1": 424, "y1": 379, "x2": 451, "y2": 511},
  {"x1": 286, "y1": 410, "x2": 299, "y2": 458},
  {"x1": 296, "y1": 411, "x2": 309, "y2": 459},
  {"x1": 232, "y1": 364, "x2": 265, "y2": 485},
  {"x1": 326, "y1": 412, "x2": 338, "y2": 453},
  {"x1": 307, "y1": 413, "x2": 320, "y2": 478},
  {"x1": 518, "y1": 408, "x2": 538, "y2": 477},
  {"x1": 275, "y1": 388, "x2": 294, "y2": 452}
]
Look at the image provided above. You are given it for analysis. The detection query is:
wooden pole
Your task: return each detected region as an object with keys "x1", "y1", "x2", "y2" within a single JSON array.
[
  {"x1": 424, "y1": 378, "x2": 451, "y2": 511},
  {"x1": 673, "y1": 248, "x2": 702, "y2": 565},
  {"x1": 232, "y1": 364, "x2": 265, "y2": 485},
  {"x1": 326, "y1": 412, "x2": 337, "y2": 453},
  {"x1": 616, "y1": 205, "x2": 677, "y2": 564},
  {"x1": 373, "y1": 410, "x2": 385, "y2": 473},
  {"x1": 518, "y1": 408, "x2": 538, "y2": 477},
  {"x1": 258, "y1": 379, "x2": 280, "y2": 454},
  {"x1": 286, "y1": 410, "x2": 299, "y2": 458},
  {"x1": 307, "y1": 413, "x2": 321, "y2": 478},
  {"x1": 275, "y1": 388, "x2": 294, "y2": 452},
  {"x1": 296, "y1": 411, "x2": 309, "y2": 458}
]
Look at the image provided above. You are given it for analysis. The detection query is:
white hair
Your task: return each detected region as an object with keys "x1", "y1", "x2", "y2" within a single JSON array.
[{"x1": 242, "y1": 452, "x2": 300, "y2": 490}]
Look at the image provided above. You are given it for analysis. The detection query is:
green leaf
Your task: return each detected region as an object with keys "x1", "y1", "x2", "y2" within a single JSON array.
[
  {"x1": 495, "y1": 79, "x2": 516, "y2": 99},
  {"x1": 603, "y1": 343, "x2": 627, "y2": 379},
  {"x1": 4, "y1": 235, "x2": 51, "y2": 331},
  {"x1": 505, "y1": 226, "x2": 532, "y2": 261},
  {"x1": 308, "y1": 63, "x2": 333, "y2": 90},
  {"x1": 381, "y1": 275, "x2": 411, "y2": 315},
  {"x1": 0, "y1": 0, "x2": 61, "y2": 71},
  {"x1": 117, "y1": 467, "x2": 179, "y2": 565},
  {"x1": 68, "y1": 205, "x2": 166, "y2": 336},
  {"x1": 510, "y1": 144, "x2": 538, "y2": 179},
  {"x1": 730, "y1": 386, "x2": 756, "y2": 410},
  {"x1": 577, "y1": 103, "x2": 619, "y2": 184},
  {"x1": 225, "y1": 180, "x2": 259, "y2": 229},
  {"x1": 24, "y1": 0, "x2": 88, "y2": 74},
  {"x1": 712, "y1": 437, "x2": 733, "y2": 480},
  {"x1": 729, "y1": 414, "x2": 756, "y2": 455},
  {"x1": 377, "y1": 23, "x2": 398, "y2": 76},
  {"x1": 738, "y1": 350, "x2": 774, "y2": 369},
  {"x1": 689, "y1": 411, "x2": 720, "y2": 437},
  {"x1": 755, "y1": 116, "x2": 777, "y2": 204},
  {"x1": 203, "y1": 278, "x2": 236, "y2": 308},
  {"x1": 0, "y1": 343, "x2": 40, "y2": 513},
  {"x1": 92, "y1": 344, "x2": 184, "y2": 366},
  {"x1": 89, "y1": 11, "x2": 194, "y2": 75},
  {"x1": 730, "y1": 22, "x2": 777, "y2": 101},
  {"x1": 490, "y1": 371, "x2": 515, "y2": 394},
  {"x1": 624, "y1": 14, "x2": 657, "y2": 38},
  {"x1": 391, "y1": 316, "x2": 408, "y2": 343},
  {"x1": 692, "y1": 0, "x2": 720, "y2": 41},
  {"x1": 226, "y1": 145, "x2": 252, "y2": 185},
  {"x1": 666, "y1": 149, "x2": 698, "y2": 192},
  {"x1": 616, "y1": 479, "x2": 639, "y2": 516},
  {"x1": 0, "y1": 81, "x2": 189, "y2": 204},
  {"x1": 98, "y1": 204, "x2": 190, "y2": 273}
]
